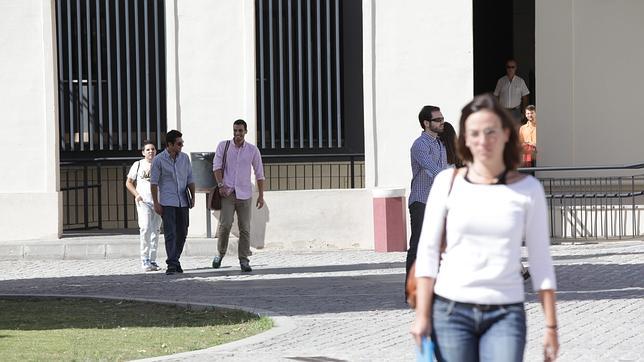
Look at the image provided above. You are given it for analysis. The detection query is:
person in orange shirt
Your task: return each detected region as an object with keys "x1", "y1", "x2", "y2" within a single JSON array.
[{"x1": 519, "y1": 105, "x2": 537, "y2": 167}]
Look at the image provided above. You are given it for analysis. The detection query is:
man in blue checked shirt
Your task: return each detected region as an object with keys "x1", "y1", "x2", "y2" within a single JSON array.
[
  {"x1": 405, "y1": 105, "x2": 448, "y2": 298},
  {"x1": 151, "y1": 130, "x2": 196, "y2": 275}
]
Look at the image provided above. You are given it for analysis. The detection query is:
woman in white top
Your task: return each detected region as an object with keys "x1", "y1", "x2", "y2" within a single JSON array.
[
  {"x1": 411, "y1": 94, "x2": 558, "y2": 361},
  {"x1": 126, "y1": 140, "x2": 162, "y2": 272}
]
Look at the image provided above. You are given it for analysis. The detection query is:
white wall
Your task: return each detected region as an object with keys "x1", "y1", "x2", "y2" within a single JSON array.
[
  {"x1": 0, "y1": 0, "x2": 60, "y2": 241},
  {"x1": 189, "y1": 189, "x2": 374, "y2": 250},
  {"x1": 364, "y1": 0, "x2": 473, "y2": 189},
  {"x1": 252, "y1": 189, "x2": 374, "y2": 249},
  {"x1": 537, "y1": 0, "x2": 644, "y2": 167},
  {"x1": 165, "y1": 0, "x2": 257, "y2": 235},
  {"x1": 173, "y1": 0, "x2": 474, "y2": 248},
  {"x1": 167, "y1": 0, "x2": 256, "y2": 151}
]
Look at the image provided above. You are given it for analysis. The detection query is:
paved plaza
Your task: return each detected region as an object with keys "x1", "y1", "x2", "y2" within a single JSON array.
[{"x1": 0, "y1": 238, "x2": 642, "y2": 361}]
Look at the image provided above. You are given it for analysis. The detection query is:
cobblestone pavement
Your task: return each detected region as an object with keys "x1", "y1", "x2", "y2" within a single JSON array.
[{"x1": 0, "y1": 240, "x2": 642, "y2": 361}]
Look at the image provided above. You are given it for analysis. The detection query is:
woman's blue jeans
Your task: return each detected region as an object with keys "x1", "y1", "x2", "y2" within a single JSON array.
[{"x1": 431, "y1": 295, "x2": 526, "y2": 362}]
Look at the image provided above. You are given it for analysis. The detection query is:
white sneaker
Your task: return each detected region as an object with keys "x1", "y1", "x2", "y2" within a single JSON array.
[{"x1": 142, "y1": 260, "x2": 154, "y2": 272}]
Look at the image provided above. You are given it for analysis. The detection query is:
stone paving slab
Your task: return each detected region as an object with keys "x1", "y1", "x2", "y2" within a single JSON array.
[{"x1": 0, "y1": 240, "x2": 642, "y2": 361}]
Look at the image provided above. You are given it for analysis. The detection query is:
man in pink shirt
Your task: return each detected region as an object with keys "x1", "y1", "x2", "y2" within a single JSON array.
[{"x1": 211, "y1": 119, "x2": 265, "y2": 272}]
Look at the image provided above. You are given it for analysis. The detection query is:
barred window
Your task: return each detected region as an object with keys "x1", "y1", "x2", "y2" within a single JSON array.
[
  {"x1": 255, "y1": 0, "x2": 364, "y2": 155},
  {"x1": 55, "y1": 0, "x2": 166, "y2": 156}
]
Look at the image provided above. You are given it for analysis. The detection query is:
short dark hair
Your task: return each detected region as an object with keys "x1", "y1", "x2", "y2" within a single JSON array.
[
  {"x1": 456, "y1": 94, "x2": 521, "y2": 170},
  {"x1": 418, "y1": 105, "x2": 440, "y2": 129},
  {"x1": 233, "y1": 119, "x2": 247, "y2": 131},
  {"x1": 141, "y1": 139, "x2": 156, "y2": 150},
  {"x1": 526, "y1": 105, "x2": 536, "y2": 112},
  {"x1": 165, "y1": 130, "x2": 182, "y2": 145}
]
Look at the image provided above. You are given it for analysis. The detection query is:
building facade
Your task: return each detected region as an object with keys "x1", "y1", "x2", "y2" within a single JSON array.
[{"x1": 1, "y1": 0, "x2": 643, "y2": 246}]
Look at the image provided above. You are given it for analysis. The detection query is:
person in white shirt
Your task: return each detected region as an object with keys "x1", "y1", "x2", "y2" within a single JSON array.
[
  {"x1": 126, "y1": 140, "x2": 162, "y2": 272},
  {"x1": 411, "y1": 94, "x2": 559, "y2": 362},
  {"x1": 493, "y1": 59, "x2": 530, "y2": 125}
]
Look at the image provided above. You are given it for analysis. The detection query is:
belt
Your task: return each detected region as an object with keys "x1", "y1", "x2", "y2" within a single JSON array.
[{"x1": 434, "y1": 294, "x2": 523, "y2": 311}]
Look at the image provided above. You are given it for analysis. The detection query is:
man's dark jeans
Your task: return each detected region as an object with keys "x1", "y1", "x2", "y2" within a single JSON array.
[
  {"x1": 405, "y1": 201, "x2": 426, "y2": 296},
  {"x1": 162, "y1": 206, "x2": 189, "y2": 270}
]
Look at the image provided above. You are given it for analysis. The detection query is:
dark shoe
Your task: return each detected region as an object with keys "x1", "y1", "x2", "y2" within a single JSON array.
[
  {"x1": 165, "y1": 267, "x2": 177, "y2": 275},
  {"x1": 177, "y1": 264, "x2": 184, "y2": 273},
  {"x1": 212, "y1": 255, "x2": 223, "y2": 269},
  {"x1": 240, "y1": 261, "x2": 252, "y2": 272}
]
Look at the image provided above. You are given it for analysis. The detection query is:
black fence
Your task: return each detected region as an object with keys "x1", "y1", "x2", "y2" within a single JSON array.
[
  {"x1": 61, "y1": 153, "x2": 365, "y2": 230},
  {"x1": 263, "y1": 153, "x2": 364, "y2": 190},
  {"x1": 61, "y1": 158, "x2": 139, "y2": 230},
  {"x1": 540, "y1": 175, "x2": 644, "y2": 241},
  {"x1": 523, "y1": 162, "x2": 644, "y2": 241}
]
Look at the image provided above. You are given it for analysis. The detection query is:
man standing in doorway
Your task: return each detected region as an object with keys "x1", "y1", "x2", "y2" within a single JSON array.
[
  {"x1": 405, "y1": 106, "x2": 448, "y2": 296},
  {"x1": 211, "y1": 119, "x2": 265, "y2": 272},
  {"x1": 519, "y1": 105, "x2": 538, "y2": 167},
  {"x1": 494, "y1": 58, "x2": 530, "y2": 125},
  {"x1": 151, "y1": 130, "x2": 195, "y2": 275}
]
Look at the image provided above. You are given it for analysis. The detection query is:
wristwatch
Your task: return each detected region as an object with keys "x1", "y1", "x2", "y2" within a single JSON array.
[{"x1": 217, "y1": 182, "x2": 224, "y2": 187}]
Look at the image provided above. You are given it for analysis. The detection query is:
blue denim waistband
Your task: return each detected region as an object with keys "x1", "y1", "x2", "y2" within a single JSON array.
[{"x1": 434, "y1": 294, "x2": 523, "y2": 311}]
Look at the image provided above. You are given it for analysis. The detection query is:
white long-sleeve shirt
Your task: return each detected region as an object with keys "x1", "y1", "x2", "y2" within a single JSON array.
[{"x1": 415, "y1": 169, "x2": 557, "y2": 304}]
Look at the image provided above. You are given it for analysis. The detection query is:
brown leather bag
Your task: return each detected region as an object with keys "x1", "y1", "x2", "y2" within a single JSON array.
[
  {"x1": 406, "y1": 168, "x2": 458, "y2": 308},
  {"x1": 208, "y1": 140, "x2": 230, "y2": 210},
  {"x1": 209, "y1": 187, "x2": 223, "y2": 211}
]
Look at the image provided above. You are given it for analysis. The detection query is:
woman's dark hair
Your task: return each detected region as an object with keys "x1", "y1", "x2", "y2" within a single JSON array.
[
  {"x1": 456, "y1": 93, "x2": 521, "y2": 170},
  {"x1": 141, "y1": 139, "x2": 156, "y2": 150},
  {"x1": 439, "y1": 122, "x2": 463, "y2": 167}
]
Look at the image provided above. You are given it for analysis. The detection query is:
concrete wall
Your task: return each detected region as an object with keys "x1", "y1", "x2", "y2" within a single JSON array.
[
  {"x1": 165, "y1": 0, "x2": 257, "y2": 237},
  {"x1": 187, "y1": 189, "x2": 374, "y2": 250},
  {"x1": 166, "y1": 0, "x2": 256, "y2": 149},
  {"x1": 252, "y1": 189, "x2": 374, "y2": 250},
  {"x1": 168, "y1": 0, "x2": 474, "y2": 248},
  {"x1": 537, "y1": 0, "x2": 644, "y2": 167},
  {"x1": 363, "y1": 0, "x2": 473, "y2": 189},
  {"x1": 0, "y1": 0, "x2": 61, "y2": 241}
]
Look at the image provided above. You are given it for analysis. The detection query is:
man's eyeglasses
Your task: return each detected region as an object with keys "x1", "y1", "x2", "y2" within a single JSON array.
[
  {"x1": 506, "y1": 65, "x2": 516, "y2": 69},
  {"x1": 430, "y1": 118, "x2": 445, "y2": 123}
]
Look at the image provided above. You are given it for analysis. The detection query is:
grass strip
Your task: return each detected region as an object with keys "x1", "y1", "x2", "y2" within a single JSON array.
[{"x1": 0, "y1": 297, "x2": 272, "y2": 361}]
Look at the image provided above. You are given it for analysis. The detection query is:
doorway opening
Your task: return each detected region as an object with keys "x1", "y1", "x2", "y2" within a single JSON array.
[{"x1": 473, "y1": 0, "x2": 535, "y2": 106}]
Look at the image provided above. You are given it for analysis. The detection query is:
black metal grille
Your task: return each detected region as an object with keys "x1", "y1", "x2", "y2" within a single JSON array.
[
  {"x1": 60, "y1": 160, "x2": 139, "y2": 230},
  {"x1": 256, "y1": 0, "x2": 348, "y2": 152},
  {"x1": 263, "y1": 154, "x2": 364, "y2": 190},
  {"x1": 55, "y1": 0, "x2": 167, "y2": 154}
]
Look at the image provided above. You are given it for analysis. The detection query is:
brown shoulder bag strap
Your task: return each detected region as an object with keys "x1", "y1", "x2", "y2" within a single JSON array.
[
  {"x1": 221, "y1": 140, "x2": 230, "y2": 179},
  {"x1": 439, "y1": 167, "x2": 459, "y2": 252}
]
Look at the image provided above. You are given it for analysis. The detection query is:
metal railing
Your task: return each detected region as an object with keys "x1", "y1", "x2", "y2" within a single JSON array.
[
  {"x1": 60, "y1": 153, "x2": 365, "y2": 230},
  {"x1": 522, "y1": 162, "x2": 644, "y2": 241},
  {"x1": 263, "y1": 153, "x2": 364, "y2": 190},
  {"x1": 61, "y1": 158, "x2": 140, "y2": 230}
]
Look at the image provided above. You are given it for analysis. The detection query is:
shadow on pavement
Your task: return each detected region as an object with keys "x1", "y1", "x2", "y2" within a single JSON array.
[
  {"x1": 189, "y1": 262, "x2": 406, "y2": 275},
  {"x1": 552, "y1": 251, "x2": 644, "y2": 261},
  {"x1": 525, "y1": 263, "x2": 644, "y2": 302},
  {"x1": 0, "y1": 296, "x2": 259, "y2": 330},
  {"x1": 0, "y1": 262, "x2": 641, "y2": 316}
]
